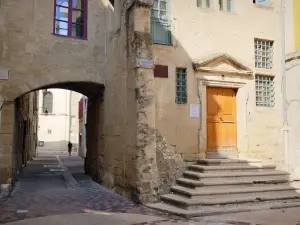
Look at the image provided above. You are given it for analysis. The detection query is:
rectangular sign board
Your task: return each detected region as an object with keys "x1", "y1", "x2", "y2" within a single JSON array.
[
  {"x1": 190, "y1": 104, "x2": 200, "y2": 118},
  {"x1": 136, "y1": 57, "x2": 154, "y2": 69},
  {"x1": 0, "y1": 70, "x2": 9, "y2": 80}
]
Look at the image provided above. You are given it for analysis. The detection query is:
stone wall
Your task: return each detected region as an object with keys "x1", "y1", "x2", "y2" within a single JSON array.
[
  {"x1": 156, "y1": 130, "x2": 185, "y2": 195},
  {"x1": 0, "y1": 103, "x2": 14, "y2": 199},
  {"x1": 0, "y1": 91, "x2": 38, "y2": 199}
]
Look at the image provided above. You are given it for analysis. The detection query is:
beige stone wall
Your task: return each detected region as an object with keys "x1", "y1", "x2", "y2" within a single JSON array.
[
  {"x1": 0, "y1": 0, "x2": 106, "y2": 100},
  {"x1": 0, "y1": 91, "x2": 38, "y2": 198},
  {"x1": 153, "y1": 0, "x2": 284, "y2": 166}
]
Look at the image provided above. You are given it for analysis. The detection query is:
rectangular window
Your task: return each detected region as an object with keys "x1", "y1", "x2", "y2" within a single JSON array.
[
  {"x1": 255, "y1": 38, "x2": 274, "y2": 69},
  {"x1": 255, "y1": 75, "x2": 275, "y2": 107},
  {"x1": 219, "y1": 0, "x2": 232, "y2": 12},
  {"x1": 253, "y1": 0, "x2": 269, "y2": 5},
  {"x1": 154, "y1": 65, "x2": 168, "y2": 78},
  {"x1": 54, "y1": 0, "x2": 87, "y2": 39},
  {"x1": 151, "y1": 0, "x2": 172, "y2": 45},
  {"x1": 176, "y1": 68, "x2": 187, "y2": 104},
  {"x1": 197, "y1": 0, "x2": 211, "y2": 8}
]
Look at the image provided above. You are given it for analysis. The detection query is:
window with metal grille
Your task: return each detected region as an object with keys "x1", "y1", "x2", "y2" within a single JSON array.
[
  {"x1": 151, "y1": 0, "x2": 172, "y2": 45},
  {"x1": 255, "y1": 75, "x2": 275, "y2": 107},
  {"x1": 54, "y1": 0, "x2": 87, "y2": 39},
  {"x1": 176, "y1": 68, "x2": 187, "y2": 104},
  {"x1": 255, "y1": 39, "x2": 274, "y2": 69},
  {"x1": 197, "y1": 0, "x2": 211, "y2": 8},
  {"x1": 43, "y1": 92, "x2": 53, "y2": 113}
]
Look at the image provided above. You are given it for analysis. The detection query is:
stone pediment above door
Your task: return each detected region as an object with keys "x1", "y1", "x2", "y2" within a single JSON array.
[{"x1": 192, "y1": 53, "x2": 253, "y2": 76}]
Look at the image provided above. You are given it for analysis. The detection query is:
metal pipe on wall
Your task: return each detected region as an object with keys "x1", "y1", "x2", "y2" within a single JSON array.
[{"x1": 281, "y1": 0, "x2": 290, "y2": 171}]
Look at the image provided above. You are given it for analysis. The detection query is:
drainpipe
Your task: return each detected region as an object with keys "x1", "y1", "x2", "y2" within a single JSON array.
[
  {"x1": 196, "y1": 79, "x2": 202, "y2": 160},
  {"x1": 281, "y1": 0, "x2": 289, "y2": 171}
]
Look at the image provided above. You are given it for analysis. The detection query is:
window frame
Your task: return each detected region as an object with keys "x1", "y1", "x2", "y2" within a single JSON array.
[
  {"x1": 43, "y1": 91, "x2": 54, "y2": 114},
  {"x1": 53, "y1": 0, "x2": 88, "y2": 39},
  {"x1": 151, "y1": 0, "x2": 172, "y2": 45},
  {"x1": 255, "y1": 75, "x2": 275, "y2": 108},
  {"x1": 254, "y1": 38, "x2": 274, "y2": 69},
  {"x1": 219, "y1": 0, "x2": 232, "y2": 12},
  {"x1": 175, "y1": 68, "x2": 187, "y2": 104},
  {"x1": 197, "y1": 0, "x2": 211, "y2": 8}
]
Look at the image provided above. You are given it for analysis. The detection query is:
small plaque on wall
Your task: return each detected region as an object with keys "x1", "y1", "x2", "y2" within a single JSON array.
[
  {"x1": 0, "y1": 69, "x2": 9, "y2": 80},
  {"x1": 136, "y1": 57, "x2": 154, "y2": 69},
  {"x1": 154, "y1": 65, "x2": 168, "y2": 78},
  {"x1": 190, "y1": 104, "x2": 200, "y2": 118}
]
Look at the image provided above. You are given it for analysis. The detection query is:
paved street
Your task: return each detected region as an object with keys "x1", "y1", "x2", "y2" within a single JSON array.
[
  {"x1": 2, "y1": 153, "x2": 300, "y2": 225},
  {"x1": 0, "y1": 153, "x2": 168, "y2": 224}
]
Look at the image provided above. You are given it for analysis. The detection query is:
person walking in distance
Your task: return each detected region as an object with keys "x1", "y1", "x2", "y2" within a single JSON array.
[{"x1": 68, "y1": 141, "x2": 73, "y2": 156}]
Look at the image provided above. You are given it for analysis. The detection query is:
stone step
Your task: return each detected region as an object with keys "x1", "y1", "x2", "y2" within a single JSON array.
[
  {"x1": 160, "y1": 190, "x2": 300, "y2": 210},
  {"x1": 183, "y1": 170, "x2": 289, "y2": 181},
  {"x1": 177, "y1": 176, "x2": 290, "y2": 188},
  {"x1": 170, "y1": 182, "x2": 300, "y2": 197},
  {"x1": 188, "y1": 164, "x2": 276, "y2": 173},
  {"x1": 197, "y1": 158, "x2": 262, "y2": 167},
  {"x1": 147, "y1": 200, "x2": 300, "y2": 218}
]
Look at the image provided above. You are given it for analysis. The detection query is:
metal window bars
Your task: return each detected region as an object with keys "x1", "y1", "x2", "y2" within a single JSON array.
[
  {"x1": 255, "y1": 75, "x2": 275, "y2": 107},
  {"x1": 176, "y1": 69, "x2": 187, "y2": 104},
  {"x1": 255, "y1": 39, "x2": 274, "y2": 69}
]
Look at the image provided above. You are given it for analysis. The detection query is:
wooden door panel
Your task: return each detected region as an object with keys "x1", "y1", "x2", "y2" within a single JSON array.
[
  {"x1": 222, "y1": 122, "x2": 236, "y2": 147},
  {"x1": 207, "y1": 122, "x2": 223, "y2": 150},
  {"x1": 207, "y1": 87, "x2": 237, "y2": 153}
]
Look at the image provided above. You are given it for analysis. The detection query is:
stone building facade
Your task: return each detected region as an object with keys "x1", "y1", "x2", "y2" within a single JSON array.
[
  {"x1": 0, "y1": 0, "x2": 296, "y2": 204},
  {"x1": 37, "y1": 89, "x2": 82, "y2": 154}
]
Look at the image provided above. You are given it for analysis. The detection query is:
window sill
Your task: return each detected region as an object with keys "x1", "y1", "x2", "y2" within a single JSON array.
[
  {"x1": 40, "y1": 113, "x2": 54, "y2": 116},
  {"x1": 253, "y1": 3, "x2": 273, "y2": 9},
  {"x1": 218, "y1": 10, "x2": 237, "y2": 15},
  {"x1": 254, "y1": 68, "x2": 275, "y2": 77},
  {"x1": 153, "y1": 42, "x2": 173, "y2": 47},
  {"x1": 255, "y1": 106, "x2": 276, "y2": 112},
  {"x1": 197, "y1": 7, "x2": 215, "y2": 12},
  {"x1": 52, "y1": 33, "x2": 87, "y2": 41}
]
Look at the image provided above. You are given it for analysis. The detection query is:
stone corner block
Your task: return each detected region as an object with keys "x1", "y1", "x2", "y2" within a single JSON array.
[{"x1": 135, "y1": 0, "x2": 153, "y2": 7}]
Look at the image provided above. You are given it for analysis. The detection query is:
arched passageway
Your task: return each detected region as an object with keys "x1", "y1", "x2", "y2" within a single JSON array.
[{"x1": 1, "y1": 81, "x2": 105, "y2": 196}]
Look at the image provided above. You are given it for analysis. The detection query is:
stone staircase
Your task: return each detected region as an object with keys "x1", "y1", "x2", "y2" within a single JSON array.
[{"x1": 147, "y1": 158, "x2": 300, "y2": 218}]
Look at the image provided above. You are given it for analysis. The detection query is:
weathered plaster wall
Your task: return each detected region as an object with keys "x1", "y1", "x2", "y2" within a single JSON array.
[
  {"x1": 95, "y1": 0, "x2": 161, "y2": 203},
  {"x1": 153, "y1": 0, "x2": 284, "y2": 165}
]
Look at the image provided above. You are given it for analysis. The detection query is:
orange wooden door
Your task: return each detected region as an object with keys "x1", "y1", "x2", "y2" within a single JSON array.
[{"x1": 206, "y1": 87, "x2": 237, "y2": 153}]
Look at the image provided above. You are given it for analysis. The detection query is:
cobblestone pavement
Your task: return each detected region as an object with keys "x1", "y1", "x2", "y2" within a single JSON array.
[{"x1": 0, "y1": 154, "x2": 172, "y2": 224}]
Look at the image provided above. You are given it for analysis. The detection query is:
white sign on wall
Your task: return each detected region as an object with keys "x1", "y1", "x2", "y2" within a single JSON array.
[{"x1": 190, "y1": 104, "x2": 200, "y2": 118}]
